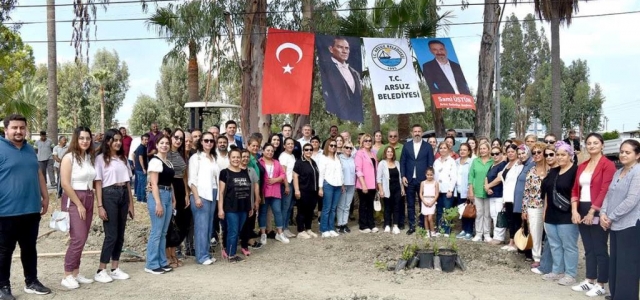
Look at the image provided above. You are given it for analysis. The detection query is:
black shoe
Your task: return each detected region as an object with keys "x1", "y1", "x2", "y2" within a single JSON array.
[
  {"x1": 0, "y1": 286, "x2": 15, "y2": 300},
  {"x1": 23, "y1": 280, "x2": 51, "y2": 295},
  {"x1": 267, "y1": 231, "x2": 277, "y2": 239},
  {"x1": 398, "y1": 226, "x2": 405, "y2": 230},
  {"x1": 250, "y1": 241, "x2": 263, "y2": 249},
  {"x1": 349, "y1": 216, "x2": 356, "y2": 221},
  {"x1": 161, "y1": 265, "x2": 173, "y2": 272},
  {"x1": 229, "y1": 256, "x2": 244, "y2": 263},
  {"x1": 605, "y1": 296, "x2": 611, "y2": 300},
  {"x1": 344, "y1": 226, "x2": 351, "y2": 233},
  {"x1": 144, "y1": 268, "x2": 165, "y2": 275},
  {"x1": 406, "y1": 228, "x2": 415, "y2": 235}
]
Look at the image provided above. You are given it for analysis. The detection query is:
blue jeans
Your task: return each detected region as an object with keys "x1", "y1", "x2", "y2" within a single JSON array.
[
  {"x1": 544, "y1": 223, "x2": 579, "y2": 277},
  {"x1": 134, "y1": 170, "x2": 147, "y2": 202},
  {"x1": 190, "y1": 192, "x2": 217, "y2": 264},
  {"x1": 436, "y1": 193, "x2": 454, "y2": 234},
  {"x1": 258, "y1": 197, "x2": 283, "y2": 229},
  {"x1": 145, "y1": 189, "x2": 172, "y2": 269},
  {"x1": 225, "y1": 212, "x2": 247, "y2": 257},
  {"x1": 281, "y1": 181, "x2": 294, "y2": 229},
  {"x1": 320, "y1": 181, "x2": 341, "y2": 232},
  {"x1": 538, "y1": 236, "x2": 554, "y2": 274},
  {"x1": 337, "y1": 185, "x2": 355, "y2": 226}
]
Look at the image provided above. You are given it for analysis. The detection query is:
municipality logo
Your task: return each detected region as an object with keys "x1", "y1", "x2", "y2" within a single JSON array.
[{"x1": 371, "y1": 43, "x2": 407, "y2": 71}]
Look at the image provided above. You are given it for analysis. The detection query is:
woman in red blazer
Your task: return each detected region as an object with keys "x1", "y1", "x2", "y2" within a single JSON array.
[{"x1": 570, "y1": 133, "x2": 616, "y2": 296}]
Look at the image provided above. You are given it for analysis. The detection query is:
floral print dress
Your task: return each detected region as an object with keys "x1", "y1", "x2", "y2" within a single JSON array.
[{"x1": 522, "y1": 167, "x2": 544, "y2": 213}]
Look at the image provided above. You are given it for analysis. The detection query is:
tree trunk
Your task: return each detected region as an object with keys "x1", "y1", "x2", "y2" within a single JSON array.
[
  {"x1": 550, "y1": 12, "x2": 562, "y2": 138},
  {"x1": 371, "y1": 92, "x2": 380, "y2": 132},
  {"x1": 241, "y1": 0, "x2": 269, "y2": 142},
  {"x1": 46, "y1": 0, "x2": 58, "y2": 141},
  {"x1": 430, "y1": 98, "x2": 445, "y2": 136},
  {"x1": 292, "y1": 0, "x2": 314, "y2": 139},
  {"x1": 100, "y1": 87, "x2": 105, "y2": 134},
  {"x1": 474, "y1": 0, "x2": 500, "y2": 139},
  {"x1": 398, "y1": 114, "x2": 409, "y2": 139},
  {"x1": 187, "y1": 40, "x2": 200, "y2": 128}
]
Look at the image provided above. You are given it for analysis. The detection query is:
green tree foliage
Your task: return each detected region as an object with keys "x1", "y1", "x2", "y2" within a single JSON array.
[
  {"x1": 129, "y1": 94, "x2": 160, "y2": 135},
  {"x1": 0, "y1": 24, "x2": 35, "y2": 100},
  {"x1": 88, "y1": 49, "x2": 130, "y2": 132},
  {"x1": 58, "y1": 62, "x2": 91, "y2": 132},
  {"x1": 156, "y1": 60, "x2": 189, "y2": 129},
  {"x1": 0, "y1": 0, "x2": 17, "y2": 24},
  {"x1": 602, "y1": 130, "x2": 619, "y2": 141}
]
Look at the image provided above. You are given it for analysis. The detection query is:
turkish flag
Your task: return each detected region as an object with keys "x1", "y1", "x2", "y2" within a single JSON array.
[{"x1": 261, "y1": 28, "x2": 315, "y2": 115}]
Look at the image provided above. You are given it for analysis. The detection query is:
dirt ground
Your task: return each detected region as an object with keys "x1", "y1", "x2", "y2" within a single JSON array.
[{"x1": 8, "y1": 197, "x2": 595, "y2": 300}]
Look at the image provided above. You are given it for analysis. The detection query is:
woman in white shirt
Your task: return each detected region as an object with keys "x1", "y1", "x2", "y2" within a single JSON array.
[
  {"x1": 455, "y1": 143, "x2": 474, "y2": 240},
  {"x1": 337, "y1": 141, "x2": 356, "y2": 233},
  {"x1": 318, "y1": 138, "x2": 344, "y2": 238},
  {"x1": 188, "y1": 132, "x2": 220, "y2": 265},
  {"x1": 60, "y1": 127, "x2": 97, "y2": 289},
  {"x1": 499, "y1": 144, "x2": 523, "y2": 251},
  {"x1": 279, "y1": 138, "x2": 297, "y2": 238},
  {"x1": 433, "y1": 142, "x2": 457, "y2": 235},
  {"x1": 377, "y1": 146, "x2": 405, "y2": 234}
]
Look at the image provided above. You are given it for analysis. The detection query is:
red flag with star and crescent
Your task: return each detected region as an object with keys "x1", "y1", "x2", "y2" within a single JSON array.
[{"x1": 261, "y1": 28, "x2": 315, "y2": 115}]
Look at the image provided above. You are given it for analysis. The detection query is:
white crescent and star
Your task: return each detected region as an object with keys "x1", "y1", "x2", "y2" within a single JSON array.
[{"x1": 275, "y1": 42, "x2": 303, "y2": 74}]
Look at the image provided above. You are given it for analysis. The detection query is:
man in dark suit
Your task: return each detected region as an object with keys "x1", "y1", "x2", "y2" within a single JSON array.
[
  {"x1": 319, "y1": 37, "x2": 363, "y2": 122},
  {"x1": 400, "y1": 124, "x2": 435, "y2": 235},
  {"x1": 422, "y1": 40, "x2": 471, "y2": 95},
  {"x1": 563, "y1": 129, "x2": 581, "y2": 164}
]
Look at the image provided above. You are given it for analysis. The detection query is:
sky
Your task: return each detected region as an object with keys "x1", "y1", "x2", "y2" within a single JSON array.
[{"x1": 8, "y1": 0, "x2": 640, "y2": 133}]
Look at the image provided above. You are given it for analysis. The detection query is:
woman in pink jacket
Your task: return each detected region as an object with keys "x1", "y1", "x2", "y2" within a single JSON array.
[
  {"x1": 356, "y1": 133, "x2": 378, "y2": 233},
  {"x1": 258, "y1": 144, "x2": 290, "y2": 244}
]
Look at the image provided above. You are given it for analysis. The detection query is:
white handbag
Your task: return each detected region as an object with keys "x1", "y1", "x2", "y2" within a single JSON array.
[
  {"x1": 373, "y1": 194, "x2": 382, "y2": 212},
  {"x1": 50, "y1": 197, "x2": 71, "y2": 232}
]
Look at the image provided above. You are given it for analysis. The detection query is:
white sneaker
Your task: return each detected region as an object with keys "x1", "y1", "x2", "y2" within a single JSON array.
[
  {"x1": 321, "y1": 232, "x2": 331, "y2": 238},
  {"x1": 484, "y1": 236, "x2": 493, "y2": 243},
  {"x1": 110, "y1": 268, "x2": 130, "y2": 280},
  {"x1": 202, "y1": 258, "x2": 215, "y2": 265},
  {"x1": 371, "y1": 227, "x2": 379, "y2": 233},
  {"x1": 585, "y1": 284, "x2": 606, "y2": 297},
  {"x1": 558, "y1": 276, "x2": 577, "y2": 286},
  {"x1": 297, "y1": 231, "x2": 311, "y2": 239},
  {"x1": 94, "y1": 270, "x2": 113, "y2": 283},
  {"x1": 284, "y1": 229, "x2": 296, "y2": 238},
  {"x1": 260, "y1": 233, "x2": 267, "y2": 245},
  {"x1": 572, "y1": 280, "x2": 595, "y2": 292},
  {"x1": 275, "y1": 233, "x2": 290, "y2": 243},
  {"x1": 61, "y1": 275, "x2": 79, "y2": 289},
  {"x1": 392, "y1": 226, "x2": 400, "y2": 234},
  {"x1": 506, "y1": 245, "x2": 518, "y2": 252},
  {"x1": 501, "y1": 245, "x2": 510, "y2": 250},
  {"x1": 471, "y1": 235, "x2": 482, "y2": 242},
  {"x1": 329, "y1": 230, "x2": 340, "y2": 237},
  {"x1": 531, "y1": 268, "x2": 543, "y2": 275},
  {"x1": 359, "y1": 228, "x2": 371, "y2": 233},
  {"x1": 384, "y1": 226, "x2": 391, "y2": 233},
  {"x1": 75, "y1": 274, "x2": 94, "y2": 284},
  {"x1": 306, "y1": 230, "x2": 318, "y2": 238},
  {"x1": 542, "y1": 273, "x2": 564, "y2": 281},
  {"x1": 456, "y1": 231, "x2": 467, "y2": 239}
]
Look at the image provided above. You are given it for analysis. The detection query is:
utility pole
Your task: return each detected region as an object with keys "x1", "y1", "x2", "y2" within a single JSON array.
[{"x1": 495, "y1": 30, "x2": 501, "y2": 139}]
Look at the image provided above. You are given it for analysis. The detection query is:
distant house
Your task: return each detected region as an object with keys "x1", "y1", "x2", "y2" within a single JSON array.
[{"x1": 620, "y1": 130, "x2": 640, "y2": 139}]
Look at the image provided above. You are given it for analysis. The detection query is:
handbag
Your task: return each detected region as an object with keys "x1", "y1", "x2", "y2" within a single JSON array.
[
  {"x1": 462, "y1": 200, "x2": 476, "y2": 219},
  {"x1": 50, "y1": 195, "x2": 71, "y2": 232},
  {"x1": 373, "y1": 194, "x2": 382, "y2": 212},
  {"x1": 166, "y1": 216, "x2": 181, "y2": 247},
  {"x1": 552, "y1": 173, "x2": 571, "y2": 212},
  {"x1": 496, "y1": 207, "x2": 508, "y2": 228},
  {"x1": 514, "y1": 221, "x2": 533, "y2": 251},
  {"x1": 457, "y1": 202, "x2": 467, "y2": 219}
]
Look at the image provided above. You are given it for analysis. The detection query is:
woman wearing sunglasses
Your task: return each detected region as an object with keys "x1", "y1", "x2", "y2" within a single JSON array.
[
  {"x1": 188, "y1": 132, "x2": 220, "y2": 265},
  {"x1": 293, "y1": 144, "x2": 321, "y2": 239},
  {"x1": 165, "y1": 129, "x2": 189, "y2": 268},
  {"x1": 337, "y1": 141, "x2": 356, "y2": 233},
  {"x1": 484, "y1": 146, "x2": 507, "y2": 245},
  {"x1": 522, "y1": 142, "x2": 549, "y2": 267},
  {"x1": 318, "y1": 138, "x2": 344, "y2": 237},
  {"x1": 355, "y1": 134, "x2": 378, "y2": 233}
]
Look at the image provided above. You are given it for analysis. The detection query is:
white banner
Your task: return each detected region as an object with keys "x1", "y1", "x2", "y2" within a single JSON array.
[{"x1": 363, "y1": 38, "x2": 425, "y2": 115}]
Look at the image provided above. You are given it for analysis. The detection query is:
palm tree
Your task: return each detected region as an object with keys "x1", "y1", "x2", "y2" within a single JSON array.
[
  {"x1": 46, "y1": 0, "x2": 58, "y2": 141},
  {"x1": 147, "y1": 2, "x2": 222, "y2": 112},
  {"x1": 91, "y1": 69, "x2": 111, "y2": 134},
  {"x1": 0, "y1": 84, "x2": 39, "y2": 123},
  {"x1": 532, "y1": 0, "x2": 580, "y2": 137}
]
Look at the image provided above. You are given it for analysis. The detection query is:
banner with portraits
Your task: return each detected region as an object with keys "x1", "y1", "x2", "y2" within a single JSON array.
[
  {"x1": 411, "y1": 37, "x2": 476, "y2": 110},
  {"x1": 363, "y1": 38, "x2": 425, "y2": 115}
]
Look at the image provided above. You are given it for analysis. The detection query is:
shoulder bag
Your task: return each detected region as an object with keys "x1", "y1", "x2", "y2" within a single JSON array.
[
  {"x1": 514, "y1": 221, "x2": 533, "y2": 251},
  {"x1": 50, "y1": 196, "x2": 71, "y2": 233},
  {"x1": 462, "y1": 200, "x2": 476, "y2": 219},
  {"x1": 552, "y1": 172, "x2": 571, "y2": 212}
]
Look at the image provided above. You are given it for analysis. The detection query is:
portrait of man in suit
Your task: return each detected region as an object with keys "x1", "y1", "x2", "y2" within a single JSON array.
[
  {"x1": 317, "y1": 36, "x2": 364, "y2": 122},
  {"x1": 421, "y1": 39, "x2": 471, "y2": 96}
]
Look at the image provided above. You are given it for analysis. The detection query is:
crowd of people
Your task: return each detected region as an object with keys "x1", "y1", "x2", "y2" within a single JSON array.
[{"x1": 0, "y1": 114, "x2": 638, "y2": 300}]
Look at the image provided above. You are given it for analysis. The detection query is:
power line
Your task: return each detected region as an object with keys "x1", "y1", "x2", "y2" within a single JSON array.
[
  {"x1": 15, "y1": 9, "x2": 639, "y2": 44},
  {"x1": 11, "y1": 0, "x2": 178, "y2": 8}
]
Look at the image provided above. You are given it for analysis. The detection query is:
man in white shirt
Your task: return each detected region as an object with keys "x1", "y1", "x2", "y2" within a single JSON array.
[
  {"x1": 52, "y1": 136, "x2": 68, "y2": 197},
  {"x1": 223, "y1": 120, "x2": 243, "y2": 150},
  {"x1": 216, "y1": 136, "x2": 230, "y2": 170},
  {"x1": 421, "y1": 39, "x2": 471, "y2": 95},
  {"x1": 297, "y1": 124, "x2": 313, "y2": 147}
]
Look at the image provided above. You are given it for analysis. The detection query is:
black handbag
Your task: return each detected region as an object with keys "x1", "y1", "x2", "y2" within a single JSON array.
[
  {"x1": 496, "y1": 207, "x2": 508, "y2": 228},
  {"x1": 166, "y1": 216, "x2": 181, "y2": 247},
  {"x1": 552, "y1": 172, "x2": 571, "y2": 212}
]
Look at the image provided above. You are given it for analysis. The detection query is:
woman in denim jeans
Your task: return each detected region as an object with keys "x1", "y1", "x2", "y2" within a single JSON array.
[
  {"x1": 279, "y1": 138, "x2": 297, "y2": 238},
  {"x1": 337, "y1": 141, "x2": 356, "y2": 233},
  {"x1": 94, "y1": 129, "x2": 134, "y2": 283},
  {"x1": 318, "y1": 138, "x2": 344, "y2": 238},
  {"x1": 144, "y1": 135, "x2": 176, "y2": 275},
  {"x1": 218, "y1": 149, "x2": 253, "y2": 263},
  {"x1": 455, "y1": 143, "x2": 474, "y2": 240},
  {"x1": 188, "y1": 132, "x2": 220, "y2": 265},
  {"x1": 540, "y1": 141, "x2": 578, "y2": 286},
  {"x1": 258, "y1": 144, "x2": 290, "y2": 244}
]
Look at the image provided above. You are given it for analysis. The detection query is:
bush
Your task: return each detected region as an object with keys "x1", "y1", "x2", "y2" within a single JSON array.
[{"x1": 602, "y1": 130, "x2": 620, "y2": 141}]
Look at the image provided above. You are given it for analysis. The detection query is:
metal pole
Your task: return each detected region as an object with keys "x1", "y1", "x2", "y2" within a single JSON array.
[{"x1": 495, "y1": 30, "x2": 501, "y2": 139}]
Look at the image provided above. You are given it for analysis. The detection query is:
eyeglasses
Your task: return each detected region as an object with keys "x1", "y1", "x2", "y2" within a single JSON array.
[
  {"x1": 303, "y1": 148, "x2": 313, "y2": 152},
  {"x1": 343, "y1": 146, "x2": 353, "y2": 150},
  {"x1": 545, "y1": 140, "x2": 556, "y2": 144},
  {"x1": 388, "y1": 135, "x2": 397, "y2": 138},
  {"x1": 329, "y1": 144, "x2": 337, "y2": 148},
  {"x1": 544, "y1": 153, "x2": 555, "y2": 158},
  {"x1": 490, "y1": 152, "x2": 501, "y2": 156},
  {"x1": 363, "y1": 139, "x2": 372, "y2": 143},
  {"x1": 532, "y1": 150, "x2": 543, "y2": 155},
  {"x1": 202, "y1": 139, "x2": 215, "y2": 144},
  {"x1": 173, "y1": 136, "x2": 183, "y2": 141}
]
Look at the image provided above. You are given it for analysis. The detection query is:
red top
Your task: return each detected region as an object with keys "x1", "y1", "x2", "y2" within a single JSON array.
[
  {"x1": 122, "y1": 135, "x2": 133, "y2": 158},
  {"x1": 571, "y1": 157, "x2": 616, "y2": 211}
]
